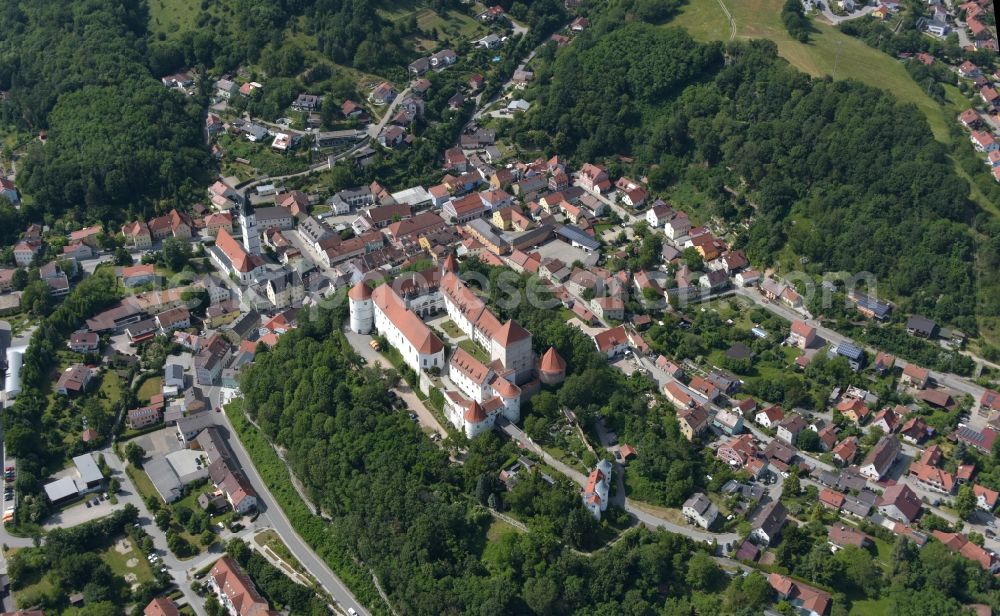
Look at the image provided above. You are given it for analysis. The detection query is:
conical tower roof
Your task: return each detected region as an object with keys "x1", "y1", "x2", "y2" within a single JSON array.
[
  {"x1": 348, "y1": 280, "x2": 373, "y2": 300},
  {"x1": 539, "y1": 346, "x2": 566, "y2": 373},
  {"x1": 464, "y1": 400, "x2": 488, "y2": 423}
]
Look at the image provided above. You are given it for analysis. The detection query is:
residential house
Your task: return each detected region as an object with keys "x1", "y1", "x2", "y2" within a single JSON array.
[
  {"x1": 900, "y1": 417, "x2": 930, "y2": 444},
  {"x1": 932, "y1": 530, "x2": 1000, "y2": 573},
  {"x1": 751, "y1": 501, "x2": 788, "y2": 545},
  {"x1": 207, "y1": 556, "x2": 276, "y2": 616},
  {"x1": 121, "y1": 221, "x2": 152, "y2": 249},
  {"x1": 0, "y1": 177, "x2": 19, "y2": 206},
  {"x1": 819, "y1": 488, "x2": 845, "y2": 511},
  {"x1": 68, "y1": 331, "x2": 99, "y2": 353},
  {"x1": 121, "y1": 264, "x2": 156, "y2": 288},
  {"x1": 578, "y1": 163, "x2": 611, "y2": 193},
  {"x1": 13, "y1": 240, "x2": 41, "y2": 267},
  {"x1": 972, "y1": 130, "x2": 998, "y2": 153},
  {"x1": 755, "y1": 405, "x2": 784, "y2": 429},
  {"x1": 717, "y1": 433, "x2": 757, "y2": 467},
  {"x1": 664, "y1": 212, "x2": 691, "y2": 240},
  {"x1": 871, "y1": 407, "x2": 902, "y2": 434},
  {"x1": 906, "y1": 314, "x2": 937, "y2": 338},
  {"x1": 370, "y1": 82, "x2": 396, "y2": 105},
  {"x1": 776, "y1": 413, "x2": 807, "y2": 444},
  {"x1": 836, "y1": 397, "x2": 870, "y2": 423},
  {"x1": 714, "y1": 409, "x2": 744, "y2": 435},
  {"x1": 682, "y1": 493, "x2": 719, "y2": 529},
  {"x1": 789, "y1": 321, "x2": 816, "y2": 349},
  {"x1": 974, "y1": 484, "x2": 999, "y2": 511},
  {"x1": 582, "y1": 459, "x2": 612, "y2": 519},
  {"x1": 901, "y1": 363, "x2": 930, "y2": 389},
  {"x1": 878, "y1": 483, "x2": 922, "y2": 523},
  {"x1": 678, "y1": 405, "x2": 710, "y2": 441},
  {"x1": 127, "y1": 405, "x2": 162, "y2": 430},
  {"x1": 860, "y1": 435, "x2": 901, "y2": 481},
  {"x1": 828, "y1": 525, "x2": 871, "y2": 553},
  {"x1": 56, "y1": 364, "x2": 93, "y2": 395},
  {"x1": 767, "y1": 573, "x2": 831, "y2": 616},
  {"x1": 593, "y1": 325, "x2": 630, "y2": 358},
  {"x1": 591, "y1": 296, "x2": 625, "y2": 322},
  {"x1": 830, "y1": 436, "x2": 857, "y2": 467}
]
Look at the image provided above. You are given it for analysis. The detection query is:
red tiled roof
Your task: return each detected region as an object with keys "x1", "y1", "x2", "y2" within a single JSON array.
[
  {"x1": 209, "y1": 556, "x2": 276, "y2": 616},
  {"x1": 216, "y1": 228, "x2": 263, "y2": 273},
  {"x1": 348, "y1": 281, "x2": 372, "y2": 300},
  {"x1": 494, "y1": 320, "x2": 530, "y2": 347},
  {"x1": 145, "y1": 599, "x2": 180, "y2": 616},
  {"x1": 464, "y1": 400, "x2": 488, "y2": 423},
  {"x1": 371, "y1": 285, "x2": 443, "y2": 355},
  {"x1": 539, "y1": 346, "x2": 566, "y2": 374}
]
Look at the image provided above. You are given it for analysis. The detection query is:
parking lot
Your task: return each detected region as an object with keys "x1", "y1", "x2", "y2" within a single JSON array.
[
  {"x1": 43, "y1": 492, "x2": 119, "y2": 530},
  {"x1": 534, "y1": 239, "x2": 599, "y2": 268},
  {"x1": 133, "y1": 426, "x2": 185, "y2": 459}
]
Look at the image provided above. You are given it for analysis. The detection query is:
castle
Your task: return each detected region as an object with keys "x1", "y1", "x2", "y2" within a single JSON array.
[{"x1": 349, "y1": 253, "x2": 561, "y2": 438}]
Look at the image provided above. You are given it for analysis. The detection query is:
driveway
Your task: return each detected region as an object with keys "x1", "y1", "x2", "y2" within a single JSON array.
[
  {"x1": 732, "y1": 286, "x2": 986, "y2": 420},
  {"x1": 343, "y1": 326, "x2": 449, "y2": 437},
  {"x1": 815, "y1": 3, "x2": 876, "y2": 24}
]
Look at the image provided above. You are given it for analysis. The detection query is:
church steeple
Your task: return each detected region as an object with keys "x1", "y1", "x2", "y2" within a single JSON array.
[{"x1": 240, "y1": 189, "x2": 261, "y2": 256}]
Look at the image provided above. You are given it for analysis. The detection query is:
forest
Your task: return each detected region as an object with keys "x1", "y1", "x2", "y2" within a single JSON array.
[
  {"x1": 238, "y1": 299, "x2": 1000, "y2": 614},
  {"x1": 0, "y1": 0, "x2": 209, "y2": 222},
  {"x1": 238, "y1": 306, "x2": 756, "y2": 615},
  {"x1": 509, "y1": 20, "x2": 999, "y2": 335}
]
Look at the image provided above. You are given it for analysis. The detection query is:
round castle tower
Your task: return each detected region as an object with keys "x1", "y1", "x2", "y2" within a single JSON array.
[{"x1": 348, "y1": 281, "x2": 374, "y2": 334}]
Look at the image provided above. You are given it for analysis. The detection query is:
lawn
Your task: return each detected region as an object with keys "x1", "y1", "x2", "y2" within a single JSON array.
[
  {"x1": 669, "y1": 0, "x2": 950, "y2": 141},
  {"x1": 849, "y1": 596, "x2": 893, "y2": 615},
  {"x1": 439, "y1": 319, "x2": 466, "y2": 339},
  {"x1": 458, "y1": 339, "x2": 491, "y2": 363},
  {"x1": 137, "y1": 376, "x2": 163, "y2": 403},
  {"x1": 126, "y1": 466, "x2": 160, "y2": 505},
  {"x1": 99, "y1": 371, "x2": 124, "y2": 408},
  {"x1": 217, "y1": 135, "x2": 316, "y2": 179},
  {"x1": 377, "y1": 3, "x2": 487, "y2": 52},
  {"x1": 627, "y1": 499, "x2": 689, "y2": 526},
  {"x1": 148, "y1": 0, "x2": 229, "y2": 40},
  {"x1": 485, "y1": 517, "x2": 522, "y2": 543},
  {"x1": 254, "y1": 528, "x2": 306, "y2": 574},
  {"x1": 101, "y1": 536, "x2": 155, "y2": 585}
]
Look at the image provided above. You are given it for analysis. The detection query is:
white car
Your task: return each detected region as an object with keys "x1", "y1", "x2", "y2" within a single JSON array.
[{"x1": 348, "y1": 609, "x2": 358, "y2": 616}]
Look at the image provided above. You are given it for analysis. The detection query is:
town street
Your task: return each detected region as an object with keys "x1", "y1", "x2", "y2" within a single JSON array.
[
  {"x1": 496, "y1": 420, "x2": 742, "y2": 547},
  {"x1": 105, "y1": 447, "x2": 210, "y2": 616},
  {"x1": 730, "y1": 286, "x2": 987, "y2": 411},
  {"x1": 210, "y1": 410, "x2": 369, "y2": 616}
]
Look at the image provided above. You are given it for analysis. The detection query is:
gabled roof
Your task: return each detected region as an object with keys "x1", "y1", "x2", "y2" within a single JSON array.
[
  {"x1": 879, "y1": 483, "x2": 921, "y2": 521},
  {"x1": 371, "y1": 285, "x2": 444, "y2": 355}
]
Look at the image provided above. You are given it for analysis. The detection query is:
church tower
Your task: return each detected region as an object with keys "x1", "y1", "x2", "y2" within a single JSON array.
[{"x1": 239, "y1": 193, "x2": 261, "y2": 256}]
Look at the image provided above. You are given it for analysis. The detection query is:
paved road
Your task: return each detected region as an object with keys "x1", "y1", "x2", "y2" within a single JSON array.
[
  {"x1": 816, "y1": 3, "x2": 876, "y2": 24},
  {"x1": 496, "y1": 420, "x2": 741, "y2": 545},
  {"x1": 367, "y1": 86, "x2": 413, "y2": 140},
  {"x1": 342, "y1": 327, "x2": 449, "y2": 437},
  {"x1": 731, "y1": 286, "x2": 987, "y2": 409},
  {"x1": 212, "y1": 410, "x2": 369, "y2": 616},
  {"x1": 105, "y1": 448, "x2": 210, "y2": 615}
]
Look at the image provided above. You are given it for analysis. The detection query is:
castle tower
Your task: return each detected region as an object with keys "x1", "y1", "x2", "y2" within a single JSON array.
[
  {"x1": 240, "y1": 197, "x2": 261, "y2": 256},
  {"x1": 538, "y1": 346, "x2": 567, "y2": 386},
  {"x1": 441, "y1": 252, "x2": 458, "y2": 274},
  {"x1": 348, "y1": 281, "x2": 374, "y2": 334}
]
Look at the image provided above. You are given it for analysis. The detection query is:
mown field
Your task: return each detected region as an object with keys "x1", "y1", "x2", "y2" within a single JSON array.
[{"x1": 670, "y1": 0, "x2": 950, "y2": 141}]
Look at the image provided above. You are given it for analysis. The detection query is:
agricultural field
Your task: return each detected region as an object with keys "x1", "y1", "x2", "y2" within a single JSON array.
[{"x1": 669, "y1": 0, "x2": 950, "y2": 140}]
